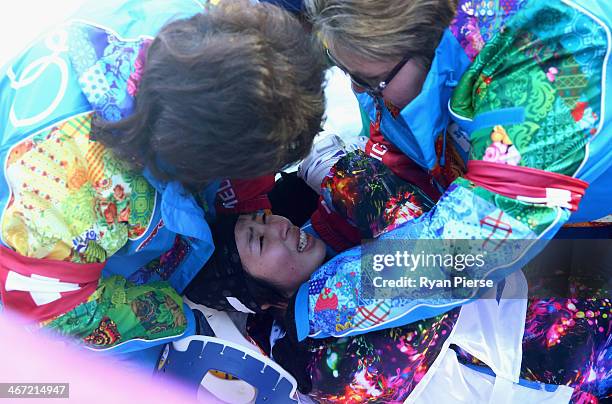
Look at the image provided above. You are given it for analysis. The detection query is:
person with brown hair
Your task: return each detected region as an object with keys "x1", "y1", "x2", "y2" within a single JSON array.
[{"x1": 0, "y1": 0, "x2": 325, "y2": 354}]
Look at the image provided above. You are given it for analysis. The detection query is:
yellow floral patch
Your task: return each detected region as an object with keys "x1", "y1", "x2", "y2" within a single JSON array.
[
  {"x1": 490, "y1": 125, "x2": 512, "y2": 145},
  {"x1": 1, "y1": 113, "x2": 155, "y2": 262}
]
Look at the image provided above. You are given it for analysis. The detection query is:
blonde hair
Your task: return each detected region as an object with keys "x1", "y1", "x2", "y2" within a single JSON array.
[{"x1": 305, "y1": 0, "x2": 457, "y2": 68}]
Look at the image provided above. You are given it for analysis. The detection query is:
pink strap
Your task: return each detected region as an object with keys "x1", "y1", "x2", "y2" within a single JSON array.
[
  {"x1": 464, "y1": 161, "x2": 589, "y2": 211},
  {"x1": 0, "y1": 246, "x2": 103, "y2": 322},
  {"x1": 311, "y1": 197, "x2": 361, "y2": 253}
]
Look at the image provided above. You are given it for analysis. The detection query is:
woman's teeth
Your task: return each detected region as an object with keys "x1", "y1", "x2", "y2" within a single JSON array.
[{"x1": 298, "y1": 229, "x2": 308, "y2": 252}]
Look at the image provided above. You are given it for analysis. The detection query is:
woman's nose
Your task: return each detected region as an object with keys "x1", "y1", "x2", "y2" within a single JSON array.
[{"x1": 266, "y1": 216, "x2": 290, "y2": 240}]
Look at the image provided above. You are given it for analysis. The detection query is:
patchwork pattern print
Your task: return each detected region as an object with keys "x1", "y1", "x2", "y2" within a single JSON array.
[
  {"x1": 67, "y1": 23, "x2": 149, "y2": 122},
  {"x1": 128, "y1": 236, "x2": 192, "y2": 285},
  {"x1": 1, "y1": 113, "x2": 155, "y2": 263},
  {"x1": 0, "y1": 1, "x2": 207, "y2": 353},
  {"x1": 302, "y1": 0, "x2": 608, "y2": 340},
  {"x1": 48, "y1": 275, "x2": 187, "y2": 349}
]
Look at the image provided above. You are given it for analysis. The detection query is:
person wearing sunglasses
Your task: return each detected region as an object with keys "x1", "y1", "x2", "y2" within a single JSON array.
[
  {"x1": 295, "y1": 0, "x2": 612, "y2": 402},
  {"x1": 325, "y1": 47, "x2": 414, "y2": 99},
  {"x1": 308, "y1": 0, "x2": 611, "y2": 224}
]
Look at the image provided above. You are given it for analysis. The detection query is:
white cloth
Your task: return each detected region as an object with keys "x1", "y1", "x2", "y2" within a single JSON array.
[{"x1": 406, "y1": 271, "x2": 575, "y2": 404}]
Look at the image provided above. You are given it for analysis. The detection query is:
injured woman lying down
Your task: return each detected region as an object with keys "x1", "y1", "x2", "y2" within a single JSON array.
[{"x1": 185, "y1": 137, "x2": 611, "y2": 403}]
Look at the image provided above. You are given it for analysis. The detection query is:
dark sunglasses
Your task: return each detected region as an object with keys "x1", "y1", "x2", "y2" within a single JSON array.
[{"x1": 326, "y1": 47, "x2": 411, "y2": 96}]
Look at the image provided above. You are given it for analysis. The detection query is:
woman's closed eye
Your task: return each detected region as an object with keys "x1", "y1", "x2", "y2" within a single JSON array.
[
  {"x1": 247, "y1": 227, "x2": 264, "y2": 255},
  {"x1": 248, "y1": 227, "x2": 254, "y2": 253},
  {"x1": 258, "y1": 212, "x2": 266, "y2": 255}
]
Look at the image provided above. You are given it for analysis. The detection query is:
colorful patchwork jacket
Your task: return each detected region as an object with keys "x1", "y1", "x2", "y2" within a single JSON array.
[
  {"x1": 0, "y1": 0, "x2": 217, "y2": 295},
  {"x1": 0, "y1": 1, "x2": 225, "y2": 354},
  {"x1": 294, "y1": 0, "x2": 612, "y2": 340}
]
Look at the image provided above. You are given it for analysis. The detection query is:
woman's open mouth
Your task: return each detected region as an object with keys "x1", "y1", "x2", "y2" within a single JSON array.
[{"x1": 298, "y1": 229, "x2": 310, "y2": 253}]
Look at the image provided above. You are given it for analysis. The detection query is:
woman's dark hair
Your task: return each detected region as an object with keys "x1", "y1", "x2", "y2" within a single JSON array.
[
  {"x1": 243, "y1": 271, "x2": 290, "y2": 311},
  {"x1": 94, "y1": 0, "x2": 326, "y2": 190},
  {"x1": 185, "y1": 213, "x2": 289, "y2": 314}
]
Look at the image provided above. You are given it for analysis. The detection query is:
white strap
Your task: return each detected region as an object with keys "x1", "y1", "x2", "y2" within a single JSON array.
[
  {"x1": 447, "y1": 271, "x2": 527, "y2": 382},
  {"x1": 5, "y1": 271, "x2": 81, "y2": 306},
  {"x1": 516, "y1": 188, "x2": 572, "y2": 209},
  {"x1": 489, "y1": 377, "x2": 515, "y2": 404},
  {"x1": 183, "y1": 296, "x2": 253, "y2": 350},
  {"x1": 226, "y1": 297, "x2": 256, "y2": 314}
]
